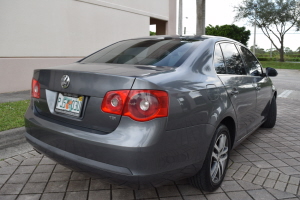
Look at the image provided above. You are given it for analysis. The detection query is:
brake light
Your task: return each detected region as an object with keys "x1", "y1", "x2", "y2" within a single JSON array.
[
  {"x1": 101, "y1": 90, "x2": 130, "y2": 115},
  {"x1": 123, "y1": 90, "x2": 168, "y2": 121},
  {"x1": 31, "y1": 78, "x2": 40, "y2": 99},
  {"x1": 101, "y1": 90, "x2": 168, "y2": 122}
]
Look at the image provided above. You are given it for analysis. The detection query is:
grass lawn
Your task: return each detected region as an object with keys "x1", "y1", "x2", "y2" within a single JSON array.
[
  {"x1": 260, "y1": 61, "x2": 300, "y2": 70},
  {"x1": 0, "y1": 100, "x2": 30, "y2": 131}
]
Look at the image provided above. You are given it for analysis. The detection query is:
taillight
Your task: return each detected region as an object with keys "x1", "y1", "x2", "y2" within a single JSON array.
[
  {"x1": 31, "y1": 78, "x2": 40, "y2": 99},
  {"x1": 123, "y1": 90, "x2": 168, "y2": 121},
  {"x1": 101, "y1": 90, "x2": 130, "y2": 115},
  {"x1": 101, "y1": 90, "x2": 169, "y2": 122}
]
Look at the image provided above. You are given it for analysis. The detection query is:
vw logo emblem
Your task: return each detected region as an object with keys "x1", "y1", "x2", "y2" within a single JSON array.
[{"x1": 61, "y1": 75, "x2": 70, "y2": 89}]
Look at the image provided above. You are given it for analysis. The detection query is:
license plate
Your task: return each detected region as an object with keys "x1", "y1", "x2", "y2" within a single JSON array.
[{"x1": 55, "y1": 93, "x2": 84, "y2": 117}]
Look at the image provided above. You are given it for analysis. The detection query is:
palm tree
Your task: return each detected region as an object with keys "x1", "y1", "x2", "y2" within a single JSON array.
[
  {"x1": 178, "y1": 0, "x2": 183, "y2": 35},
  {"x1": 196, "y1": 0, "x2": 206, "y2": 35}
]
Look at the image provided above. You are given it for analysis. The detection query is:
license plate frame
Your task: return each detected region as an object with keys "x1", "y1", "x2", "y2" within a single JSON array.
[{"x1": 54, "y1": 93, "x2": 85, "y2": 117}]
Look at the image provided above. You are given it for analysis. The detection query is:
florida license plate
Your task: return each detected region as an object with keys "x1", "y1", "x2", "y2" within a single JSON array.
[{"x1": 55, "y1": 93, "x2": 84, "y2": 117}]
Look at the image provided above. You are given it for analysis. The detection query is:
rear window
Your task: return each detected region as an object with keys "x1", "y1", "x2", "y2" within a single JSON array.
[{"x1": 80, "y1": 39, "x2": 202, "y2": 67}]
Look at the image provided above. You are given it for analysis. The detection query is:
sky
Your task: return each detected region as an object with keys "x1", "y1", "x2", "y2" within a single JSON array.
[{"x1": 152, "y1": 0, "x2": 300, "y2": 51}]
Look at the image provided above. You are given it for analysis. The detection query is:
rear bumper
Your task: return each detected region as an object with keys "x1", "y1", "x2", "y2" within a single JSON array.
[{"x1": 25, "y1": 104, "x2": 215, "y2": 188}]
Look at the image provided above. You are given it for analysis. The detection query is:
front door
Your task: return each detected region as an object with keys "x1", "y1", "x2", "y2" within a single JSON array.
[
  {"x1": 237, "y1": 45, "x2": 273, "y2": 125},
  {"x1": 214, "y1": 43, "x2": 257, "y2": 140}
]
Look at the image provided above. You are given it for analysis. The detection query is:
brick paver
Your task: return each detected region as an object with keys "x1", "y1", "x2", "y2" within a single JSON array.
[{"x1": 1, "y1": 96, "x2": 300, "y2": 199}]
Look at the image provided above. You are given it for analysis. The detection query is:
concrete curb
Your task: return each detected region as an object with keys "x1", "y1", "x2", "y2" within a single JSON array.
[{"x1": 0, "y1": 127, "x2": 32, "y2": 159}]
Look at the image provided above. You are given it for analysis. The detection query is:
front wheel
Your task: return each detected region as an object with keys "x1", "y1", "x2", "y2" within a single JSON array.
[{"x1": 189, "y1": 124, "x2": 231, "y2": 192}]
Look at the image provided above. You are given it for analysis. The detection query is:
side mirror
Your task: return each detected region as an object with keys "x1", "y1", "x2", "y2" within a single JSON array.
[{"x1": 266, "y1": 67, "x2": 278, "y2": 77}]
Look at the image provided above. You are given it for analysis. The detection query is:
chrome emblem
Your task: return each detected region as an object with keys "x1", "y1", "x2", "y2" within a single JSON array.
[{"x1": 61, "y1": 75, "x2": 70, "y2": 89}]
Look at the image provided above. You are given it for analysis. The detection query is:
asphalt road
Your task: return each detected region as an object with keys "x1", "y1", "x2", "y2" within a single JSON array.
[
  {"x1": 0, "y1": 90, "x2": 30, "y2": 103},
  {"x1": 270, "y1": 69, "x2": 300, "y2": 100}
]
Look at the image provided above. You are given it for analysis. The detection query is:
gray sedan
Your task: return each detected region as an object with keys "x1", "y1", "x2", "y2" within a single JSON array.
[{"x1": 25, "y1": 35, "x2": 277, "y2": 191}]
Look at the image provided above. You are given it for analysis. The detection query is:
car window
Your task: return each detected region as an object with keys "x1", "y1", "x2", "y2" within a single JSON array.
[
  {"x1": 80, "y1": 39, "x2": 202, "y2": 67},
  {"x1": 237, "y1": 45, "x2": 263, "y2": 76},
  {"x1": 213, "y1": 44, "x2": 226, "y2": 74},
  {"x1": 219, "y1": 43, "x2": 247, "y2": 75}
]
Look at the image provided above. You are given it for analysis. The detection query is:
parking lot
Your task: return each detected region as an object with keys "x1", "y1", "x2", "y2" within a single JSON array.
[{"x1": 1, "y1": 69, "x2": 300, "y2": 200}]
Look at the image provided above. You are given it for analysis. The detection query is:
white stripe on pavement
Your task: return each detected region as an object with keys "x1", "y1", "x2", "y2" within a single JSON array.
[{"x1": 278, "y1": 90, "x2": 293, "y2": 98}]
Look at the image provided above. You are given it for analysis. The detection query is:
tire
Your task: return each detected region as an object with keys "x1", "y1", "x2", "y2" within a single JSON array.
[
  {"x1": 261, "y1": 96, "x2": 277, "y2": 128},
  {"x1": 189, "y1": 124, "x2": 231, "y2": 192}
]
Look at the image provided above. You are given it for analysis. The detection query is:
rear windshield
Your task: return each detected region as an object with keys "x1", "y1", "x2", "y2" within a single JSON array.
[{"x1": 80, "y1": 39, "x2": 202, "y2": 67}]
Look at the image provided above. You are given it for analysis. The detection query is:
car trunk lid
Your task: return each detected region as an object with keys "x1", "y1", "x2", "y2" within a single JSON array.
[{"x1": 32, "y1": 63, "x2": 174, "y2": 133}]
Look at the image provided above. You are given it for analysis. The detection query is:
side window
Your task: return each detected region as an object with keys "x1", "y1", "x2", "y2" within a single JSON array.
[
  {"x1": 220, "y1": 43, "x2": 247, "y2": 75},
  {"x1": 238, "y1": 46, "x2": 262, "y2": 76},
  {"x1": 213, "y1": 44, "x2": 226, "y2": 74}
]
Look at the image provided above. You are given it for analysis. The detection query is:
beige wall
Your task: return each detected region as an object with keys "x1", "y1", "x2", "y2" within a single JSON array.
[
  {"x1": 0, "y1": 0, "x2": 177, "y2": 93},
  {"x1": 0, "y1": 58, "x2": 82, "y2": 93},
  {"x1": 167, "y1": 0, "x2": 177, "y2": 35},
  {"x1": 0, "y1": 0, "x2": 161, "y2": 57},
  {"x1": 76, "y1": 0, "x2": 169, "y2": 20}
]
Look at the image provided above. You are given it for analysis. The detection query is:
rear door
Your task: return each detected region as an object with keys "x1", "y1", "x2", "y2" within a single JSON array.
[
  {"x1": 214, "y1": 43, "x2": 257, "y2": 140},
  {"x1": 237, "y1": 45, "x2": 272, "y2": 125}
]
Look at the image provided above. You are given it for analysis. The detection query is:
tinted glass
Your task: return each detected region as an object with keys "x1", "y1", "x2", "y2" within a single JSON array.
[
  {"x1": 220, "y1": 43, "x2": 246, "y2": 75},
  {"x1": 238, "y1": 46, "x2": 262, "y2": 76},
  {"x1": 213, "y1": 44, "x2": 226, "y2": 74},
  {"x1": 80, "y1": 39, "x2": 202, "y2": 67}
]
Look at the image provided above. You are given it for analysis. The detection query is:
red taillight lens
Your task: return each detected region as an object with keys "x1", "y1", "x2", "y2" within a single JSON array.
[
  {"x1": 31, "y1": 78, "x2": 40, "y2": 99},
  {"x1": 101, "y1": 90, "x2": 130, "y2": 115},
  {"x1": 101, "y1": 90, "x2": 169, "y2": 122},
  {"x1": 123, "y1": 90, "x2": 169, "y2": 121}
]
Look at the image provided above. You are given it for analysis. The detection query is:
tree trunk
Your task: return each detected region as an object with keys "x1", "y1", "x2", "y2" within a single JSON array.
[
  {"x1": 279, "y1": 39, "x2": 285, "y2": 62},
  {"x1": 279, "y1": 49, "x2": 284, "y2": 62},
  {"x1": 196, "y1": 0, "x2": 206, "y2": 35}
]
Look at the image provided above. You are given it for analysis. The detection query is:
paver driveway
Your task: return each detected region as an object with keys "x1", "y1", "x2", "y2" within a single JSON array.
[{"x1": 1, "y1": 69, "x2": 300, "y2": 200}]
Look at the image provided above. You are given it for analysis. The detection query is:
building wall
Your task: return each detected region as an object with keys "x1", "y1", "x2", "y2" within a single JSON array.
[
  {"x1": 0, "y1": 0, "x2": 164, "y2": 57},
  {"x1": 0, "y1": 0, "x2": 176, "y2": 93},
  {"x1": 0, "y1": 58, "x2": 82, "y2": 93},
  {"x1": 167, "y1": 0, "x2": 177, "y2": 35}
]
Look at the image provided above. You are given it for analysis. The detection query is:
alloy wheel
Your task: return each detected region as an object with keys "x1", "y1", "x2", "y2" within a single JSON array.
[{"x1": 210, "y1": 133, "x2": 228, "y2": 184}]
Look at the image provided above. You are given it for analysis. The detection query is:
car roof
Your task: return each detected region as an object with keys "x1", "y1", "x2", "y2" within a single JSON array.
[
  {"x1": 126, "y1": 35, "x2": 242, "y2": 46},
  {"x1": 129, "y1": 35, "x2": 231, "y2": 41}
]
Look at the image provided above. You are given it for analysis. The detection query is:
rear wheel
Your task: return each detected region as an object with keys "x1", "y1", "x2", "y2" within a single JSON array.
[
  {"x1": 189, "y1": 124, "x2": 231, "y2": 192},
  {"x1": 261, "y1": 96, "x2": 277, "y2": 128}
]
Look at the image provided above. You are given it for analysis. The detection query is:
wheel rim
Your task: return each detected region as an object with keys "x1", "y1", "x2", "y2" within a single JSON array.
[{"x1": 210, "y1": 133, "x2": 228, "y2": 184}]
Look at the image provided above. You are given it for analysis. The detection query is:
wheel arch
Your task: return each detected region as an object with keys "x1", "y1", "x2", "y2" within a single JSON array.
[{"x1": 219, "y1": 116, "x2": 236, "y2": 149}]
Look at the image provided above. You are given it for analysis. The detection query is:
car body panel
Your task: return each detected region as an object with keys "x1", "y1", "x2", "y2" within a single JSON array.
[
  {"x1": 32, "y1": 69, "x2": 136, "y2": 132},
  {"x1": 218, "y1": 75, "x2": 257, "y2": 140},
  {"x1": 255, "y1": 76, "x2": 273, "y2": 124},
  {"x1": 25, "y1": 101, "x2": 215, "y2": 188}
]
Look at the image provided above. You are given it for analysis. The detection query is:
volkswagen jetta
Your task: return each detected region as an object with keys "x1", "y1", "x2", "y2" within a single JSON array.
[{"x1": 25, "y1": 35, "x2": 278, "y2": 191}]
